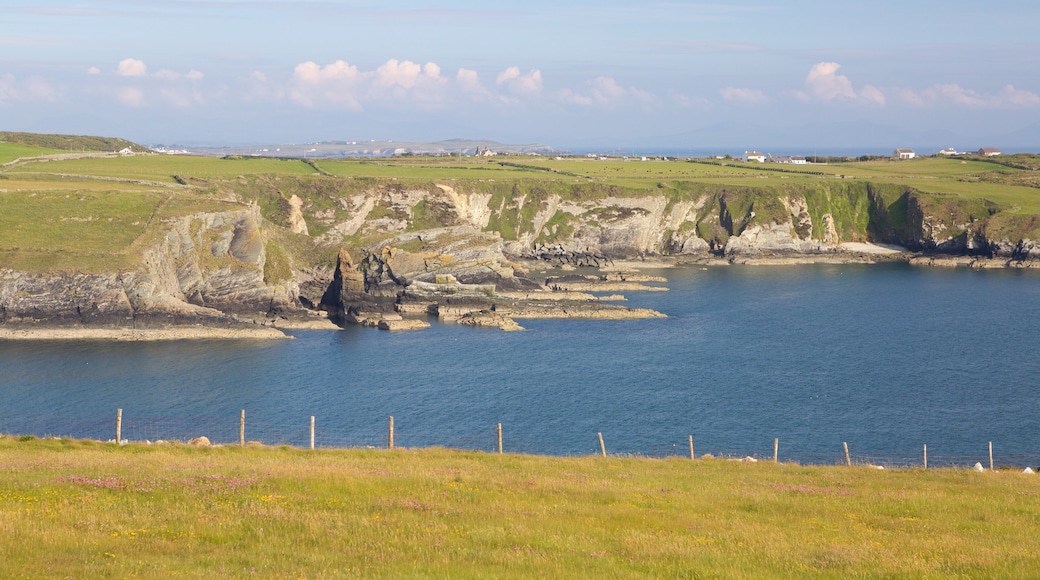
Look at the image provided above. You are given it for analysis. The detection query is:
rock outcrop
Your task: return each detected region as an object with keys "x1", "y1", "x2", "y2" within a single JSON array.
[
  {"x1": 1, "y1": 205, "x2": 305, "y2": 332},
  {"x1": 6, "y1": 172, "x2": 1040, "y2": 335}
]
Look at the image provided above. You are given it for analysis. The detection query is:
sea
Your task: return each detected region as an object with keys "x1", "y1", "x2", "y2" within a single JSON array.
[{"x1": 2, "y1": 263, "x2": 1039, "y2": 467}]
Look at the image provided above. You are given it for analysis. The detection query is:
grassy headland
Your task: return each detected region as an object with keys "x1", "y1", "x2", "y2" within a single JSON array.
[
  {"x1": 4, "y1": 141, "x2": 1040, "y2": 276},
  {"x1": 1, "y1": 437, "x2": 1038, "y2": 577}
]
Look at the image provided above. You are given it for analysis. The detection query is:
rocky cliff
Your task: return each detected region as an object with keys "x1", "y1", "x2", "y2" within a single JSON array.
[
  {"x1": 238, "y1": 176, "x2": 1040, "y2": 264},
  {"x1": 1, "y1": 205, "x2": 301, "y2": 330},
  {"x1": 4, "y1": 174, "x2": 1039, "y2": 334}
]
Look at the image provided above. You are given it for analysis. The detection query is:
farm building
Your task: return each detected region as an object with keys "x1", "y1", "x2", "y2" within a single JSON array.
[
  {"x1": 893, "y1": 148, "x2": 916, "y2": 160},
  {"x1": 938, "y1": 148, "x2": 958, "y2": 156},
  {"x1": 977, "y1": 147, "x2": 1001, "y2": 156},
  {"x1": 744, "y1": 151, "x2": 766, "y2": 163}
]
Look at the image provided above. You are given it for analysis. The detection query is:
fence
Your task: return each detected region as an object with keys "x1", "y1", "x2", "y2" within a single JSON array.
[{"x1": 5, "y1": 409, "x2": 1040, "y2": 470}]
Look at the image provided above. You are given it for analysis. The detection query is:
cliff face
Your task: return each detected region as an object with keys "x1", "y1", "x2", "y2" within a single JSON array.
[
  {"x1": 265, "y1": 177, "x2": 1036, "y2": 262},
  {"x1": 1, "y1": 205, "x2": 300, "y2": 327},
  {"x1": 4, "y1": 175, "x2": 1039, "y2": 329}
]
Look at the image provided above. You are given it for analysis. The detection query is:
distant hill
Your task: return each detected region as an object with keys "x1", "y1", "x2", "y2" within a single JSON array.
[{"x1": 0, "y1": 132, "x2": 145, "y2": 153}]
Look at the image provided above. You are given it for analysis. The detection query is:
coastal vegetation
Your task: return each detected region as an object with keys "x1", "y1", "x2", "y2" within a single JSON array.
[
  {"x1": 5, "y1": 141, "x2": 1040, "y2": 274},
  {"x1": 2, "y1": 134, "x2": 1040, "y2": 334},
  {"x1": 2, "y1": 436, "x2": 1038, "y2": 577}
]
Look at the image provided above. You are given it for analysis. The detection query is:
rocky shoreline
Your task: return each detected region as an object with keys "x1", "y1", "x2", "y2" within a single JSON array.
[{"x1": 0, "y1": 325, "x2": 291, "y2": 341}]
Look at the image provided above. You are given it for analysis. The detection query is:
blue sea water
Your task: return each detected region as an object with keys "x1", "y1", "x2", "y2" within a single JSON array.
[{"x1": 2, "y1": 263, "x2": 1038, "y2": 465}]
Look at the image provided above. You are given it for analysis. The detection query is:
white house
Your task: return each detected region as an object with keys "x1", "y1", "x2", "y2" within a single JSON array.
[
  {"x1": 893, "y1": 148, "x2": 916, "y2": 160},
  {"x1": 789, "y1": 155, "x2": 807, "y2": 165},
  {"x1": 744, "y1": 151, "x2": 766, "y2": 163},
  {"x1": 977, "y1": 147, "x2": 1001, "y2": 156},
  {"x1": 938, "y1": 148, "x2": 958, "y2": 156},
  {"x1": 118, "y1": 147, "x2": 133, "y2": 155}
]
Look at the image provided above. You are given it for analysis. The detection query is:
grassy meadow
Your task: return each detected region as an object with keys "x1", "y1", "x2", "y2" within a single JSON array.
[{"x1": 1, "y1": 437, "x2": 1038, "y2": 577}]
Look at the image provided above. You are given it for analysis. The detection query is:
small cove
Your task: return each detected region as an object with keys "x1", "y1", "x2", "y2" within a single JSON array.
[{"x1": 2, "y1": 263, "x2": 1038, "y2": 465}]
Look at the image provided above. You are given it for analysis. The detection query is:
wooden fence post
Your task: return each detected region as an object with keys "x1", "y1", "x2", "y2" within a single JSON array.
[
  {"x1": 388, "y1": 416, "x2": 394, "y2": 450},
  {"x1": 989, "y1": 441, "x2": 994, "y2": 471},
  {"x1": 239, "y1": 410, "x2": 245, "y2": 447},
  {"x1": 689, "y1": 435, "x2": 695, "y2": 460},
  {"x1": 773, "y1": 438, "x2": 779, "y2": 463},
  {"x1": 309, "y1": 416, "x2": 315, "y2": 450},
  {"x1": 923, "y1": 444, "x2": 927, "y2": 469},
  {"x1": 497, "y1": 423, "x2": 503, "y2": 454},
  {"x1": 598, "y1": 432, "x2": 606, "y2": 457},
  {"x1": 115, "y1": 409, "x2": 122, "y2": 444},
  {"x1": 843, "y1": 442, "x2": 851, "y2": 466}
]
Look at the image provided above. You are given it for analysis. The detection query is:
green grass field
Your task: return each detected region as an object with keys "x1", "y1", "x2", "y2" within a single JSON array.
[
  {"x1": 1, "y1": 437, "x2": 1038, "y2": 577},
  {"x1": 0, "y1": 142, "x2": 62, "y2": 164},
  {"x1": 6, "y1": 155, "x2": 320, "y2": 184}
]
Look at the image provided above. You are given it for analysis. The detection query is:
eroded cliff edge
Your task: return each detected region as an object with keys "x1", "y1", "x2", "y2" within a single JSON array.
[{"x1": 3, "y1": 175, "x2": 1039, "y2": 337}]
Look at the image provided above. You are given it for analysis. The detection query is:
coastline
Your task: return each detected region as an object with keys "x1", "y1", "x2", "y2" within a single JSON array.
[{"x1": 0, "y1": 326, "x2": 292, "y2": 342}]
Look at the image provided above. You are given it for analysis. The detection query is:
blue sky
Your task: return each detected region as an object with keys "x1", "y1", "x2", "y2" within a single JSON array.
[{"x1": 2, "y1": 1, "x2": 1039, "y2": 152}]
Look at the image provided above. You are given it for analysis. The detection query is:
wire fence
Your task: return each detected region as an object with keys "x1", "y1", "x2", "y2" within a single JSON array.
[{"x1": 5, "y1": 412, "x2": 1039, "y2": 471}]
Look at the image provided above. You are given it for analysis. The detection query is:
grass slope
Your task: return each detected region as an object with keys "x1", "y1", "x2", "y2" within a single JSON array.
[
  {"x1": 1, "y1": 437, "x2": 1038, "y2": 577},
  {"x1": 0, "y1": 131, "x2": 143, "y2": 153}
]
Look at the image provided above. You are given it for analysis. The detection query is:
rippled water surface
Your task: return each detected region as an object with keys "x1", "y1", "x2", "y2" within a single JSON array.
[{"x1": 3, "y1": 263, "x2": 1038, "y2": 464}]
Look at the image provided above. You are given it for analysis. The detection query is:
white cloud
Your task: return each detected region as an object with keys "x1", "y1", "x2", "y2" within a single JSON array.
[
  {"x1": 87, "y1": 66, "x2": 101, "y2": 75},
  {"x1": 496, "y1": 66, "x2": 542, "y2": 95},
  {"x1": 558, "y1": 76, "x2": 657, "y2": 109},
  {"x1": 899, "y1": 83, "x2": 1040, "y2": 109},
  {"x1": 185, "y1": 70, "x2": 204, "y2": 81},
  {"x1": 797, "y1": 62, "x2": 884, "y2": 105},
  {"x1": 859, "y1": 84, "x2": 886, "y2": 106},
  {"x1": 669, "y1": 91, "x2": 712, "y2": 109},
  {"x1": 998, "y1": 84, "x2": 1040, "y2": 107},
  {"x1": 290, "y1": 60, "x2": 362, "y2": 109},
  {"x1": 720, "y1": 87, "x2": 769, "y2": 104},
  {"x1": 158, "y1": 87, "x2": 204, "y2": 109},
  {"x1": 289, "y1": 58, "x2": 451, "y2": 109},
  {"x1": 0, "y1": 74, "x2": 59, "y2": 104},
  {"x1": 588, "y1": 76, "x2": 626, "y2": 105},
  {"x1": 457, "y1": 68, "x2": 492, "y2": 101},
  {"x1": 803, "y1": 62, "x2": 855, "y2": 100},
  {"x1": 116, "y1": 86, "x2": 144, "y2": 107},
  {"x1": 116, "y1": 58, "x2": 147, "y2": 77}
]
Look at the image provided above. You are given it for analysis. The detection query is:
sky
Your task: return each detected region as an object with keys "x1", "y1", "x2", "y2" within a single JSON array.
[{"x1": 2, "y1": 0, "x2": 1040, "y2": 152}]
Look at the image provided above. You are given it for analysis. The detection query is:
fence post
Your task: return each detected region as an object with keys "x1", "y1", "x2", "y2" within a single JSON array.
[
  {"x1": 989, "y1": 441, "x2": 994, "y2": 471},
  {"x1": 388, "y1": 416, "x2": 394, "y2": 450},
  {"x1": 598, "y1": 432, "x2": 606, "y2": 457},
  {"x1": 497, "y1": 423, "x2": 503, "y2": 454},
  {"x1": 773, "y1": 438, "x2": 779, "y2": 463},
  {"x1": 310, "y1": 416, "x2": 315, "y2": 450},
  {"x1": 115, "y1": 409, "x2": 122, "y2": 444},
  {"x1": 843, "y1": 442, "x2": 851, "y2": 466},
  {"x1": 239, "y1": 409, "x2": 245, "y2": 446},
  {"x1": 923, "y1": 444, "x2": 927, "y2": 469},
  {"x1": 689, "y1": 435, "x2": 695, "y2": 460}
]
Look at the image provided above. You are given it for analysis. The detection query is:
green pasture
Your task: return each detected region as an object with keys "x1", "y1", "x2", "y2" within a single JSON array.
[
  {"x1": 317, "y1": 158, "x2": 554, "y2": 180},
  {"x1": 1, "y1": 437, "x2": 1039, "y2": 578},
  {"x1": 0, "y1": 186, "x2": 246, "y2": 271},
  {"x1": 0, "y1": 142, "x2": 62, "y2": 164},
  {"x1": 6, "y1": 155, "x2": 319, "y2": 183}
]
